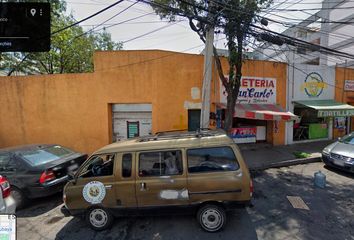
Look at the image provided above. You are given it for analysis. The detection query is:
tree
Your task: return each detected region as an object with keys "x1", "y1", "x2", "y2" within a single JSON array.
[
  {"x1": 150, "y1": 0, "x2": 271, "y2": 133},
  {"x1": 0, "y1": 0, "x2": 122, "y2": 75}
]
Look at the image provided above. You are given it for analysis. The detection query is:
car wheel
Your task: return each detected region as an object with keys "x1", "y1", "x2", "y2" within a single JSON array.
[
  {"x1": 197, "y1": 204, "x2": 226, "y2": 232},
  {"x1": 11, "y1": 186, "x2": 27, "y2": 210},
  {"x1": 86, "y1": 207, "x2": 114, "y2": 231}
]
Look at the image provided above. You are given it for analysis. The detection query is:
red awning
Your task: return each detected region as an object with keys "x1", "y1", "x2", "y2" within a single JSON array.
[{"x1": 215, "y1": 103, "x2": 298, "y2": 121}]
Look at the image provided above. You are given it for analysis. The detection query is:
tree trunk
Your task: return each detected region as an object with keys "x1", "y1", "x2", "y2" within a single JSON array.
[{"x1": 224, "y1": 90, "x2": 236, "y2": 133}]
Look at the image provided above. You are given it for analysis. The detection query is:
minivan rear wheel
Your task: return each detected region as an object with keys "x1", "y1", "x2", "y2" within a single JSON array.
[
  {"x1": 197, "y1": 204, "x2": 226, "y2": 232},
  {"x1": 86, "y1": 207, "x2": 114, "y2": 231}
]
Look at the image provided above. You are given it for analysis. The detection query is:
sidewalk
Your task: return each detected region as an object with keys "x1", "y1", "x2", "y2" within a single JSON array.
[{"x1": 239, "y1": 140, "x2": 333, "y2": 171}]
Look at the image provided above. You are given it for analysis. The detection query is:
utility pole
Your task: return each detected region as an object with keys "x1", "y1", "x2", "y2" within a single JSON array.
[{"x1": 200, "y1": 2, "x2": 214, "y2": 129}]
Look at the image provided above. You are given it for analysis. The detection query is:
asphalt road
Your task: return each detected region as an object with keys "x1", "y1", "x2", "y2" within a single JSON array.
[{"x1": 16, "y1": 162, "x2": 354, "y2": 240}]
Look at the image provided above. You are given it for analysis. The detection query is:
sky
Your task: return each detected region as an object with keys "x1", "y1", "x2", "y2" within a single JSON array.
[{"x1": 65, "y1": 0, "x2": 323, "y2": 54}]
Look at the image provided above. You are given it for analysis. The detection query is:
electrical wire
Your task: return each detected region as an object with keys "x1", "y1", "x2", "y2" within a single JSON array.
[
  {"x1": 52, "y1": 0, "x2": 125, "y2": 35},
  {"x1": 163, "y1": 0, "x2": 354, "y2": 60},
  {"x1": 122, "y1": 21, "x2": 182, "y2": 44},
  {"x1": 245, "y1": 37, "x2": 346, "y2": 91},
  {"x1": 72, "y1": 1, "x2": 140, "y2": 40}
]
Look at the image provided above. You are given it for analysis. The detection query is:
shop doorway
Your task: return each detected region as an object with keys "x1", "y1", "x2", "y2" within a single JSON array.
[
  {"x1": 188, "y1": 109, "x2": 201, "y2": 131},
  {"x1": 293, "y1": 106, "x2": 328, "y2": 141}
]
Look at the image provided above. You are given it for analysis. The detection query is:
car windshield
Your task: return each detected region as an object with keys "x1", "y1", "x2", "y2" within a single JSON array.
[
  {"x1": 339, "y1": 134, "x2": 354, "y2": 145},
  {"x1": 20, "y1": 146, "x2": 74, "y2": 166}
]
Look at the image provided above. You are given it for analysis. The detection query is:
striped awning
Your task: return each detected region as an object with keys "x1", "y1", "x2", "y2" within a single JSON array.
[
  {"x1": 215, "y1": 103, "x2": 298, "y2": 121},
  {"x1": 234, "y1": 104, "x2": 298, "y2": 121}
]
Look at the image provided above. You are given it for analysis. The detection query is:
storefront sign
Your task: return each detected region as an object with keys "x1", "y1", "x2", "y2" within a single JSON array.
[
  {"x1": 230, "y1": 127, "x2": 257, "y2": 143},
  {"x1": 318, "y1": 109, "x2": 354, "y2": 117},
  {"x1": 344, "y1": 80, "x2": 354, "y2": 91},
  {"x1": 292, "y1": 65, "x2": 335, "y2": 101},
  {"x1": 301, "y1": 72, "x2": 327, "y2": 97},
  {"x1": 220, "y1": 77, "x2": 276, "y2": 104}
]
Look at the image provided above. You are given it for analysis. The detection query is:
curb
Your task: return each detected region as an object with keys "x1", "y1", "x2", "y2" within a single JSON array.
[{"x1": 249, "y1": 156, "x2": 322, "y2": 171}]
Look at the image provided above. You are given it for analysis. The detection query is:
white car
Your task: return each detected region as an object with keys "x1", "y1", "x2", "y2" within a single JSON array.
[{"x1": 0, "y1": 175, "x2": 16, "y2": 214}]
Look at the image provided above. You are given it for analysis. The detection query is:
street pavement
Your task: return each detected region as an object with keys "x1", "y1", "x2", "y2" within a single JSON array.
[
  {"x1": 240, "y1": 140, "x2": 333, "y2": 170},
  {"x1": 16, "y1": 162, "x2": 354, "y2": 240}
]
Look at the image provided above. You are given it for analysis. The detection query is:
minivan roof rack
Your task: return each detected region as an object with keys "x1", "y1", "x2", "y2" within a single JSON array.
[{"x1": 138, "y1": 129, "x2": 226, "y2": 142}]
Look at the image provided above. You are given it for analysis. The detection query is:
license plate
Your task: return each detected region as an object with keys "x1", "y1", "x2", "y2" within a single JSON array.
[
  {"x1": 67, "y1": 163, "x2": 78, "y2": 172},
  {"x1": 333, "y1": 159, "x2": 345, "y2": 167}
]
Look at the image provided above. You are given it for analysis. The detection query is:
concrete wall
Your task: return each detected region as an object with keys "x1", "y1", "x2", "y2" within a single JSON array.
[{"x1": 0, "y1": 50, "x2": 288, "y2": 154}]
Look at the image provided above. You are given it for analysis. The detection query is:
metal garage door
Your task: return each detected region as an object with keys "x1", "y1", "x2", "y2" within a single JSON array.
[{"x1": 112, "y1": 104, "x2": 152, "y2": 141}]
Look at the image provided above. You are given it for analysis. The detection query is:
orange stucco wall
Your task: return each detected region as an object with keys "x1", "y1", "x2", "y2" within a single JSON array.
[
  {"x1": 334, "y1": 67, "x2": 354, "y2": 139},
  {"x1": 0, "y1": 50, "x2": 288, "y2": 154}
]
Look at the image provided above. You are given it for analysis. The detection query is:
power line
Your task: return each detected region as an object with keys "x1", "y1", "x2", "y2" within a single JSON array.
[
  {"x1": 262, "y1": 0, "x2": 303, "y2": 18},
  {"x1": 267, "y1": 5, "x2": 354, "y2": 11},
  {"x1": 88, "y1": 12, "x2": 154, "y2": 33},
  {"x1": 165, "y1": 0, "x2": 354, "y2": 60},
  {"x1": 245, "y1": 38, "x2": 346, "y2": 91},
  {"x1": 52, "y1": 0, "x2": 125, "y2": 35},
  {"x1": 122, "y1": 21, "x2": 182, "y2": 44},
  {"x1": 72, "y1": 1, "x2": 140, "y2": 40},
  {"x1": 80, "y1": 20, "x2": 184, "y2": 26}
]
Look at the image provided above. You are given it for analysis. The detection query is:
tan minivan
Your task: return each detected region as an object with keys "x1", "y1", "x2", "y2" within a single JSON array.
[{"x1": 61, "y1": 129, "x2": 253, "y2": 232}]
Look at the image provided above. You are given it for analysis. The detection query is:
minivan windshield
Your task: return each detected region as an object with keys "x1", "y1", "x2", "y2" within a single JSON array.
[
  {"x1": 20, "y1": 145, "x2": 74, "y2": 166},
  {"x1": 339, "y1": 134, "x2": 354, "y2": 145}
]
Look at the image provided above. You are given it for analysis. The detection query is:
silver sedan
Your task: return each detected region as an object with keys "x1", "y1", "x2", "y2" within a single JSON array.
[{"x1": 322, "y1": 134, "x2": 354, "y2": 173}]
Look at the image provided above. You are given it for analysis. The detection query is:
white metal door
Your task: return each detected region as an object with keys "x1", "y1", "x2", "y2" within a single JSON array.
[{"x1": 112, "y1": 104, "x2": 152, "y2": 141}]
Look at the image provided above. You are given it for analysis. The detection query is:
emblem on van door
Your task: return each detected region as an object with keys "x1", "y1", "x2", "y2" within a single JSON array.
[{"x1": 82, "y1": 181, "x2": 106, "y2": 204}]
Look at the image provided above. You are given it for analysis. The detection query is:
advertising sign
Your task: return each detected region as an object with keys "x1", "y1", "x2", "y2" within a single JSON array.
[
  {"x1": 220, "y1": 77, "x2": 276, "y2": 104},
  {"x1": 230, "y1": 127, "x2": 257, "y2": 143},
  {"x1": 344, "y1": 80, "x2": 354, "y2": 91},
  {"x1": 318, "y1": 109, "x2": 354, "y2": 117},
  {"x1": 292, "y1": 65, "x2": 335, "y2": 100},
  {"x1": 335, "y1": 117, "x2": 346, "y2": 129}
]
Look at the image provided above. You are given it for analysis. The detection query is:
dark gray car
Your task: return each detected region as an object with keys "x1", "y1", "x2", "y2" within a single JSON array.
[
  {"x1": 0, "y1": 144, "x2": 87, "y2": 209},
  {"x1": 322, "y1": 134, "x2": 354, "y2": 173}
]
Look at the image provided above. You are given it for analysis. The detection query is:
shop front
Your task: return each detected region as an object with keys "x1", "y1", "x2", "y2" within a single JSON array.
[
  {"x1": 218, "y1": 76, "x2": 297, "y2": 144},
  {"x1": 286, "y1": 65, "x2": 354, "y2": 144},
  {"x1": 292, "y1": 100, "x2": 354, "y2": 141}
]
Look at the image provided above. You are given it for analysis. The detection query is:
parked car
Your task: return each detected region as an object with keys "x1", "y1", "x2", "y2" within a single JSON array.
[
  {"x1": 61, "y1": 129, "x2": 253, "y2": 232},
  {"x1": 0, "y1": 175, "x2": 16, "y2": 214},
  {"x1": 0, "y1": 144, "x2": 87, "y2": 209},
  {"x1": 322, "y1": 133, "x2": 354, "y2": 173}
]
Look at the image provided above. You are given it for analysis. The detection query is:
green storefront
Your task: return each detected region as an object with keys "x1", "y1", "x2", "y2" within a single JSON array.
[{"x1": 293, "y1": 100, "x2": 354, "y2": 140}]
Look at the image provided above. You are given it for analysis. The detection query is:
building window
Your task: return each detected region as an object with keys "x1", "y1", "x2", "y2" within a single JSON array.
[
  {"x1": 80, "y1": 154, "x2": 115, "y2": 178},
  {"x1": 187, "y1": 147, "x2": 239, "y2": 173},
  {"x1": 127, "y1": 121, "x2": 139, "y2": 138},
  {"x1": 139, "y1": 150, "x2": 183, "y2": 177}
]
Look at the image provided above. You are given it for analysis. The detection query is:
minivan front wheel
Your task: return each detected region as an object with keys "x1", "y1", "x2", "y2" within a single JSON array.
[
  {"x1": 86, "y1": 207, "x2": 113, "y2": 231},
  {"x1": 197, "y1": 204, "x2": 226, "y2": 232}
]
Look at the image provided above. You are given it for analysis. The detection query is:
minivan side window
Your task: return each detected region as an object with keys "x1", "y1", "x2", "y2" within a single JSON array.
[
  {"x1": 187, "y1": 147, "x2": 239, "y2": 173},
  {"x1": 122, "y1": 154, "x2": 132, "y2": 178},
  {"x1": 139, "y1": 150, "x2": 182, "y2": 177},
  {"x1": 80, "y1": 154, "x2": 115, "y2": 178}
]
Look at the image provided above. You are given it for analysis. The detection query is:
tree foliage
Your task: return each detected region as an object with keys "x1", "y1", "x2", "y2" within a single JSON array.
[
  {"x1": 0, "y1": 0, "x2": 122, "y2": 75},
  {"x1": 151, "y1": 0, "x2": 272, "y2": 132}
]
